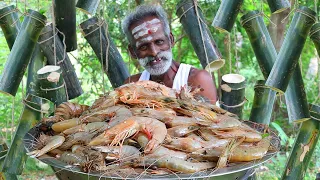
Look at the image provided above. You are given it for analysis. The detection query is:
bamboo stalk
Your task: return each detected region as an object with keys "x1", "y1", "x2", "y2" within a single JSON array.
[
  {"x1": 0, "y1": 5, "x2": 21, "y2": 50},
  {"x1": 1, "y1": 94, "x2": 51, "y2": 175},
  {"x1": 37, "y1": 65, "x2": 67, "y2": 106},
  {"x1": 76, "y1": 0, "x2": 100, "y2": 15},
  {"x1": 176, "y1": 0, "x2": 225, "y2": 72},
  {"x1": 220, "y1": 74, "x2": 246, "y2": 119},
  {"x1": 79, "y1": 17, "x2": 129, "y2": 88},
  {"x1": 212, "y1": 0, "x2": 244, "y2": 33},
  {"x1": 54, "y1": 0, "x2": 77, "y2": 52},
  {"x1": 310, "y1": 22, "x2": 320, "y2": 56},
  {"x1": 241, "y1": 10, "x2": 310, "y2": 123},
  {"x1": 38, "y1": 23, "x2": 83, "y2": 99},
  {"x1": 282, "y1": 104, "x2": 320, "y2": 179},
  {"x1": 265, "y1": 6, "x2": 316, "y2": 94},
  {"x1": 0, "y1": 9, "x2": 46, "y2": 96},
  {"x1": 249, "y1": 80, "x2": 276, "y2": 124},
  {"x1": 26, "y1": 45, "x2": 45, "y2": 95},
  {"x1": 0, "y1": 156, "x2": 17, "y2": 180},
  {"x1": 266, "y1": 0, "x2": 291, "y2": 14}
]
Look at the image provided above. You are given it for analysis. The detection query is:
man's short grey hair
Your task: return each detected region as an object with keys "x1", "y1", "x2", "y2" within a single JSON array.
[{"x1": 121, "y1": 4, "x2": 170, "y2": 47}]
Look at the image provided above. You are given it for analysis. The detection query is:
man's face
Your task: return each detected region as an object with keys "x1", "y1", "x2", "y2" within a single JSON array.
[{"x1": 129, "y1": 16, "x2": 173, "y2": 76}]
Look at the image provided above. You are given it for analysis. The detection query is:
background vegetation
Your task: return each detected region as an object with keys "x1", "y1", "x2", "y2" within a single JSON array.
[{"x1": 0, "y1": 0, "x2": 319, "y2": 179}]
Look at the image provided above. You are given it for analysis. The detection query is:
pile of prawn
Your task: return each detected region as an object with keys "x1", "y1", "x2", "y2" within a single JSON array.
[{"x1": 25, "y1": 80, "x2": 279, "y2": 176}]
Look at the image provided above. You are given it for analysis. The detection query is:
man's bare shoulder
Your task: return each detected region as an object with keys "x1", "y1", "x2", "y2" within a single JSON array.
[
  {"x1": 189, "y1": 68, "x2": 211, "y2": 81},
  {"x1": 124, "y1": 73, "x2": 142, "y2": 84}
]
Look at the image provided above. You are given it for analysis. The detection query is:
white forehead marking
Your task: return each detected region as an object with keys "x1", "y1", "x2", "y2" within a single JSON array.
[
  {"x1": 131, "y1": 18, "x2": 161, "y2": 34},
  {"x1": 133, "y1": 24, "x2": 161, "y2": 39},
  {"x1": 136, "y1": 36, "x2": 153, "y2": 47}
]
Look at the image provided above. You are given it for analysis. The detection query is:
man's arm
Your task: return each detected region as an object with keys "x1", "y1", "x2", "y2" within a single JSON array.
[
  {"x1": 188, "y1": 69, "x2": 218, "y2": 104},
  {"x1": 123, "y1": 74, "x2": 142, "y2": 84}
]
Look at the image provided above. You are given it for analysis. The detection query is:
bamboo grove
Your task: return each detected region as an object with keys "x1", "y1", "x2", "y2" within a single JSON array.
[{"x1": 0, "y1": 0, "x2": 319, "y2": 179}]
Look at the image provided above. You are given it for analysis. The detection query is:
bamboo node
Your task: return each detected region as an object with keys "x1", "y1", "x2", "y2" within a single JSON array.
[{"x1": 220, "y1": 98, "x2": 247, "y2": 108}]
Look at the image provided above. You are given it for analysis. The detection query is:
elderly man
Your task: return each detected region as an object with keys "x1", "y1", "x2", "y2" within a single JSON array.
[{"x1": 122, "y1": 4, "x2": 217, "y2": 104}]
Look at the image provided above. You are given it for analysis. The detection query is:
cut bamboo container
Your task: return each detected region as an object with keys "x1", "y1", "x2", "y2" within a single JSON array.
[
  {"x1": 1, "y1": 94, "x2": 51, "y2": 175},
  {"x1": 310, "y1": 22, "x2": 320, "y2": 56},
  {"x1": 266, "y1": 0, "x2": 291, "y2": 14},
  {"x1": 220, "y1": 74, "x2": 246, "y2": 119},
  {"x1": 0, "y1": 9, "x2": 46, "y2": 96},
  {"x1": 76, "y1": 0, "x2": 100, "y2": 15},
  {"x1": 249, "y1": 80, "x2": 276, "y2": 124},
  {"x1": 176, "y1": 0, "x2": 224, "y2": 72},
  {"x1": 0, "y1": 5, "x2": 20, "y2": 50},
  {"x1": 0, "y1": 156, "x2": 17, "y2": 180},
  {"x1": 212, "y1": 0, "x2": 244, "y2": 33},
  {"x1": 241, "y1": 10, "x2": 310, "y2": 123},
  {"x1": 38, "y1": 23, "x2": 83, "y2": 99},
  {"x1": 54, "y1": 0, "x2": 77, "y2": 52},
  {"x1": 282, "y1": 104, "x2": 320, "y2": 179},
  {"x1": 265, "y1": 6, "x2": 316, "y2": 94},
  {"x1": 37, "y1": 65, "x2": 67, "y2": 105},
  {"x1": 80, "y1": 17, "x2": 129, "y2": 88}
]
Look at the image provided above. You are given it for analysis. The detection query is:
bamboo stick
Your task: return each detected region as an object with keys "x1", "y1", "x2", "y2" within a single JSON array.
[
  {"x1": 54, "y1": 0, "x2": 77, "y2": 52},
  {"x1": 310, "y1": 22, "x2": 320, "y2": 56},
  {"x1": 176, "y1": 0, "x2": 224, "y2": 72},
  {"x1": 212, "y1": 0, "x2": 244, "y2": 33},
  {"x1": 0, "y1": 155, "x2": 17, "y2": 180},
  {"x1": 76, "y1": 0, "x2": 100, "y2": 15},
  {"x1": 241, "y1": 10, "x2": 310, "y2": 123},
  {"x1": 0, "y1": 9, "x2": 46, "y2": 96},
  {"x1": 26, "y1": 45, "x2": 45, "y2": 95},
  {"x1": 1, "y1": 94, "x2": 51, "y2": 175},
  {"x1": 37, "y1": 65, "x2": 67, "y2": 106},
  {"x1": 80, "y1": 17, "x2": 129, "y2": 88},
  {"x1": 38, "y1": 23, "x2": 83, "y2": 99},
  {"x1": 0, "y1": 5, "x2": 20, "y2": 50},
  {"x1": 265, "y1": 6, "x2": 316, "y2": 94},
  {"x1": 266, "y1": 0, "x2": 291, "y2": 14},
  {"x1": 249, "y1": 80, "x2": 276, "y2": 124},
  {"x1": 282, "y1": 104, "x2": 320, "y2": 179},
  {"x1": 220, "y1": 74, "x2": 246, "y2": 119}
]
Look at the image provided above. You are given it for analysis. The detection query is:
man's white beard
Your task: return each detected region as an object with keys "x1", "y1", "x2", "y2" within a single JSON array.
[{"x1": 138, "y1": 49, "x2": 173, "y2": 76}]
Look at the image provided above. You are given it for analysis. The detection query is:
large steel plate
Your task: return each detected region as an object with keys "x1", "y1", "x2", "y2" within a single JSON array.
[{"x1": 24, "y1": 121, "x2": 280, "y2": 179}]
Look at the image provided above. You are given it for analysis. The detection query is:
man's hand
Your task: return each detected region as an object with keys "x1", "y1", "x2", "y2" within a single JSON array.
[{"x1": 188, "y1": 69, "x2": 217, "y2": 104}]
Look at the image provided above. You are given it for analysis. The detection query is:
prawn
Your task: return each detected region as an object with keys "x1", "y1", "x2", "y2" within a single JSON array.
[
  {"x1": 42, "y1": 102, "x2": 89, "y2": 122},
  {"x1": 62, "y1": 122, "x2": 108, "y2": 135},
  {"x1": 139, "y1": 156, "x2": 216, "y2": 173},
  {"x1": 130, "y1": 107, "x2": 176, "y2": 122},
  {"x1": 27, "y1": 135, "x2": 65, "y2": 158},
  {"x1": 167, "y1": 125, "x2": 199, "y2": 137}
]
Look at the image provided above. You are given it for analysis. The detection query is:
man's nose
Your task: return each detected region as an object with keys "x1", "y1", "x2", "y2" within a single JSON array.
[{"x1": 149, "y1": 44, "x2": 159, "y2": 57}]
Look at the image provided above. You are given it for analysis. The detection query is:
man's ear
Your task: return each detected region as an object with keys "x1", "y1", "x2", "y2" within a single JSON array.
[
  {"x1": 169, "y1": 32, "x2": 175, "y2": 47},
  {"x1": 128, "y1": 45, "x2": 137, "y2": 59}
]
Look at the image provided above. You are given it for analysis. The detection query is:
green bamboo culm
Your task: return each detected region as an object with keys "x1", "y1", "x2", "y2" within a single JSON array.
[
  {"x1": 282, "y1": 104, "x2": 320, "y2": 179},
  {"x1": 220, "y1": 74, "x2": 246, "y2": 119},
  {"x1": 241, "y1": 11, "x2": 310, "y2": 123},
  {"x1": 212, "y1": 0, "x2": 244, "y2": 33},
  {"x1": 0, "y1": 156, "x2": 17, "y2": 180},
  {"x1": 76, "y1": 0, "x2": 100, "y2": 15},
  {"x1": 37, "y1": 65, "x2": 67, "y2": 106},
  {"x1": 54, "y1": 0, "x2": 77, "y2": 52},
  {"x1": 80, "y1": 17, "x2": 129, "y2": 88},
  {"x1": 0, "y1": 5, "x2": 20, "y2": 50},
  {"x1": 266, "y1": 0, "x2": 291, "y2": 14},
  {"x1": 249, "y1": 80, "x2": 276, "y2": 124},
  {"x1": 0, "y1": 9, "x2": 46, "y2": 96},
  {"x1": 265, "y1": 6, "x2": 316, "y2": 94},
  {"x1": 176, "y1": 0, "x2": 225, "y2": 72},
  {"x1": 310, "y1": 22, "x2": 320, "y2": 56},
  {"x1": 38, "y1": 23, "x2": 83, "y2": 99},
  {"x1": 26, "y1": 45, "x2": 45, "y2": 95},
  {"x1": 1, "y1": 94, "x2": 51, "y2": 175}
]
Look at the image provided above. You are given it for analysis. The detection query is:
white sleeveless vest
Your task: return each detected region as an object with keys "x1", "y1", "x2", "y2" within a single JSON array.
[{"x1": 138, "y1": 63, "x2": 192, "y2": 92}]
